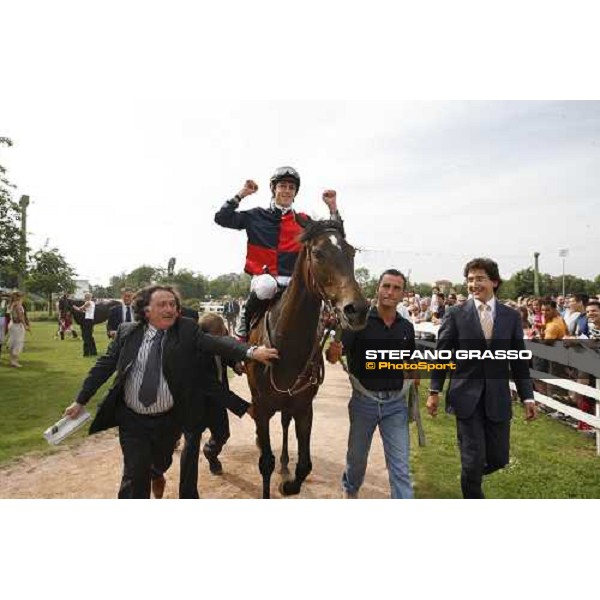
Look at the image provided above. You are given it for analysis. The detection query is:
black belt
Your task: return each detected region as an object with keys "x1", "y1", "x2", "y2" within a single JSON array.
[{"x1": 124, "y1": 404, "x2": 174, "y2": 418}]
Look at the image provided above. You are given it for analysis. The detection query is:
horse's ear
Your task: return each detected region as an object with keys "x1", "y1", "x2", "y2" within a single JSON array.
[{"x1": 295, "y1": 213, "x2": 311, "y2": 229}]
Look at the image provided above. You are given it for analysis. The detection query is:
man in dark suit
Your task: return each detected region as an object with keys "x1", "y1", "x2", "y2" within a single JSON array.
[
  {"x1": 426, "y1": 257, "x2": 537, "y2": 499},
  {"x1": 179, "y1": 312, "x2": 251, "y2": 498},
  {"x1": 107, "y1": 288, "x2": 135, "y2": 338},
  {"x1": 63, "y1": 284, "x2": 278, "y2": 499},
  {"x1": 222, "y1": 296, "x2": 240, "y2": 334}
]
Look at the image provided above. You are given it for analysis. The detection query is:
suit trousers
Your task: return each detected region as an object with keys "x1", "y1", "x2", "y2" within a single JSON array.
[
  {"x1": 456, "y1": 397, "x2": 511, "y2": 499},
  {"x1": 179, "y1": 406, "x2": 231, "y2": 499},
  {"x1": 117, "y1": 404, "x2": 180, "y2": 499},
  {"x1": 179, "y1": 427, "x2": 203, "y2": 499}
]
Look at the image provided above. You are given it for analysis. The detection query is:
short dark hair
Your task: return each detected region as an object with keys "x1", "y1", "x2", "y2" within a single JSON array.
[
  {"x1": 540, "y1": 298, "x2": 557, "y2": 310},
  {"x1": 587, "y1": 300, "x2": 600, "y2": 310},
  {"x1": 463, "y1": 257, "x2": 502, "y2": 291},
  {"x1": 378, "y1": 269, "x2": 407, "y2": 287},
  {"x1": 570, "y1": 293, "x2": 589, "y2": 305},
  {"x1": 133, "y1": 285, "x2": 181, "y2": 324}
]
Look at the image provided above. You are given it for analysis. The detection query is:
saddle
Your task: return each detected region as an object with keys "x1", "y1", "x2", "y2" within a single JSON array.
[{"x1": 247, "y1": 288, "x2": 285, "y2": 334}]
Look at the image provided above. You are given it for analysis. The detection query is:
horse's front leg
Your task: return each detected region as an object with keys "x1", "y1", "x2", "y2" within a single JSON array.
[
  {"x1": 280, "y1": 404, "x2": 313, "y2": 496},
  {"x1": 280, "y1": 410, "x2": 292, "y2": 476},
  {"x1": 255, "y1": 411, "x2": 275, "y2": 499}
]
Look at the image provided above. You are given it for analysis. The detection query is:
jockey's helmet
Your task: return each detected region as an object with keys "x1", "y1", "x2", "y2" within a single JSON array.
[{"x1": 270, "y1": 166, "x2": 301, "y2": 197}]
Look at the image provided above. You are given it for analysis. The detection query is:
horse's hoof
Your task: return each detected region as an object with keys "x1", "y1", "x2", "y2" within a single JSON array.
[{"x1": 279, "y1": 480, "x2": 301, "y2": 496}]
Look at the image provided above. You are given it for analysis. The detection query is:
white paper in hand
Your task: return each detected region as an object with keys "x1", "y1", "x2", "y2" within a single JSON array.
[{"x1": 43, "y1": 411, "x2": 91, "y2": 445}]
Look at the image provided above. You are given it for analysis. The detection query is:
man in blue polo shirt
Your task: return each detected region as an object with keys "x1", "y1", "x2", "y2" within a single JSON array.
[{"x1": 326, "y1": 269, "x2": 416, "y2": 499}]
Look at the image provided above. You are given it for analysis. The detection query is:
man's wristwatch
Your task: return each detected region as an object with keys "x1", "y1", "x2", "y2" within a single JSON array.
[
  {"x1": 246, "y1": 345, "x2": 257, "y2": 360},
  {"x1": 428, "y1": 389, "x2": 440, "y2": 395}
]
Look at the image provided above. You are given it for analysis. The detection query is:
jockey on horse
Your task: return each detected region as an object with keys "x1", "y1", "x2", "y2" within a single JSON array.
[{"x1": 214, "y1": 166, "x2": 340, "y2": 341}]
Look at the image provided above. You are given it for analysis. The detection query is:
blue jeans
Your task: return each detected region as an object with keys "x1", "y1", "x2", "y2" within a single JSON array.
[{"x1": 342, "y1": 388, "x2": 413, "y2": 499}]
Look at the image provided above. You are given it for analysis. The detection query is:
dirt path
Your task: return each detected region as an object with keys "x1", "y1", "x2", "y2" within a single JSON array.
[{"x1": 0, "y1": 364, "x2": 392, "y2": 499}]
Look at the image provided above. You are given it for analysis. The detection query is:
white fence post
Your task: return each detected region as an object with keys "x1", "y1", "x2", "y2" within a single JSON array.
[{"x1": 597, "y1": 378, "x2": 600, "y2": 456}]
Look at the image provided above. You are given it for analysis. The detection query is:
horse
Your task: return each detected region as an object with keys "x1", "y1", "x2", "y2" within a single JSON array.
[
  {"x1": 66, "y1": 299, "x2": 120, "y2": 328},
  {"x1": 246, "y1": 218, "x2": 369, "y2": 499}
]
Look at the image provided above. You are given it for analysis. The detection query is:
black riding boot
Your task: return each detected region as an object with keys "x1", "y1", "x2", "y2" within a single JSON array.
[{"x1": 236, "y1": 291, "x2": 263, "y2": 341}]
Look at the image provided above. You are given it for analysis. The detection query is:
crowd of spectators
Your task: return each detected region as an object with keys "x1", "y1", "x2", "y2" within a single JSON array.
[{"x1": 396, "y1": 288, "x2": 600, "y2": 433}]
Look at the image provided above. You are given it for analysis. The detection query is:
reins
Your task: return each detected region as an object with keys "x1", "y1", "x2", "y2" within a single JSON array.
[{"x1": 263, "y1": 230, "x2": 342, "y2": 397}]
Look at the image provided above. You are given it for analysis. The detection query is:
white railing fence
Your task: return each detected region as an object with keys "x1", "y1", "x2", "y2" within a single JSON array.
[{"x1": 413, "y1": 322, "x2": 600, "y2": 456}]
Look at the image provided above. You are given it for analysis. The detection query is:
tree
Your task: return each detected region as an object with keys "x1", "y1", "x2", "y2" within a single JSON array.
[
  {"x1": 27, "y1": 246, "x2": 76, "y2": 315},
  {"x1": 126, "y1": 265, "x2": 165, "y2": 289},
  {"x1": 108, "y1": 272, "x2": 129, "y2": 297},
  {"x1": 0, "y1": 137, "x2": 24, "y2": 288},
  {"x1": 354, "y1": 267, "x2": 371, "y2": 287},
  {"x1": 507, "y1": 268, "x2": 536, "y2": 297},
  {"x1": 164, "y1": 269, "x2": 208, "y2": 300},
  {"x1": 208, "y1": 273, "x2": 250, "y2": 299},
  {"x1": 504, "y1": 267, "x2": 595, "y2": 299},
  {"x1": 90, "y1": 285, "x2": 114, "y2": 299},
  {"x1": 413, "y1": 283, "x2": 433, "y2": 297}
]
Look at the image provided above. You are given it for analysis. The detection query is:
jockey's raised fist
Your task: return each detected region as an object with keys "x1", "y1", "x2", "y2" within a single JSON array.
[
  {"x1": 322, "y1": 189, "x2": 337, "y2": 212},
  {"x1": 239, "y1": 180, "x2": 259, "y2": 198}
]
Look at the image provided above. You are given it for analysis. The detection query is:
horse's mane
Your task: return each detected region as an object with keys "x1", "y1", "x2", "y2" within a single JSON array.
[{"x1": 299, "y1": 218, "x2": 345, "y2": 243}]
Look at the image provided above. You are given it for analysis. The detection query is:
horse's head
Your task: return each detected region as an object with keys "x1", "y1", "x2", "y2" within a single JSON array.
[{"x1": 299, "y1": 218, "x2": 368, "y2": 331}]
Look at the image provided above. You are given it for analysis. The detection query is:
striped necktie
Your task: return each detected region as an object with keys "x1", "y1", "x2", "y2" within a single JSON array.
[{"x1": 138, "y1": 330, "x2": 165, "y2": 407}]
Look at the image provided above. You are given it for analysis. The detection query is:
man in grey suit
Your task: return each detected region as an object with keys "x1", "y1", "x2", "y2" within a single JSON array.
[{"x1": 426, "y1": 258, "x2": 537, "y2": 499}]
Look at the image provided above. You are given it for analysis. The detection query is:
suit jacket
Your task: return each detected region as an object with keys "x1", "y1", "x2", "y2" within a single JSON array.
[
  {"x1": 75, "y1": 317, "x2": 250, "y2": 434},
  {"x1": 430, "y1": 299, "x2": 533, "y2": 422},
  {"x1": 200, "y1": 353, "x2": 249, "y2": 418},
  {"x1": 223, "y1": 300, "x2": 240, "y2": 317},
  {"x1": 107, "y1": 303, "x2": 133, "y2": 334}
]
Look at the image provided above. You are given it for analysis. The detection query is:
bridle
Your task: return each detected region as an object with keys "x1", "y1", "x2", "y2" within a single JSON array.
[{"x1": 264, "y1": 227, "x2": 352, "y2": 396}]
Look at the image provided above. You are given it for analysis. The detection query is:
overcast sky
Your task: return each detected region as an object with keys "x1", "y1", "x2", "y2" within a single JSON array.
[{"x1": 2, "y1": 5, "x2": 599, "y2": 288}]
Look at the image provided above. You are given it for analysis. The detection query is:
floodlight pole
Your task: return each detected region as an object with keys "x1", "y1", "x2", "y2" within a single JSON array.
[
  {"x1": 533, "y1": 252, "x2": 540, "y2": 297},
  {"x1": 558, "y1": 248, "x2": 568, "y2": 297},
  {"x1": 18, "y1": 195, "x2": 30, "y2": 291}
]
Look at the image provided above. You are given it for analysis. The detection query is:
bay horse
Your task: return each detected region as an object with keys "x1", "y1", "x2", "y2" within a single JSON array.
[{"x1": 246, "y1": 218, "x2": 369, "y2": 499}]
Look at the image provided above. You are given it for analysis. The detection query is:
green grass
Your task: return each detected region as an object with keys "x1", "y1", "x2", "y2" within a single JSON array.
[
  {"x1": 411, "y1": 380, "x2": 600, "y2": 498},
  {"x1": 0, "y1": 321, "x2": 113, "y2": 463},
  {"x1": 1, "y1": 324, "x2": 599, "y2": 497}
]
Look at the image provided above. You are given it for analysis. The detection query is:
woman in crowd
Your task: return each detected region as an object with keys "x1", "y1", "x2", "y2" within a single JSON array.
[
  {"x1": 519, "y1": 306, "x2": 535, "y2": 339},
  {"x1": 6, "y1": 291, "x2": 30, "y2": 368},
  {"x1": 0, "y1": 292, "x2": 9, "y2": 361}
]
